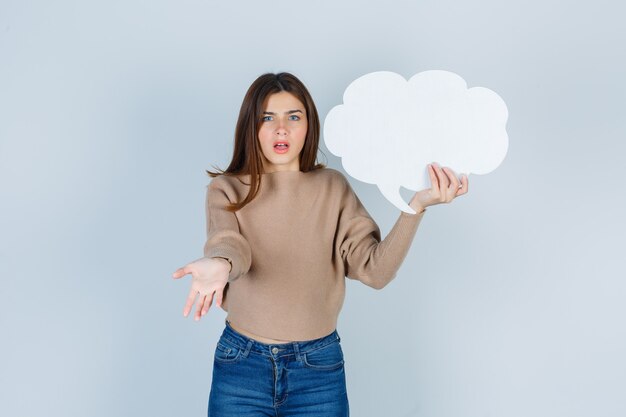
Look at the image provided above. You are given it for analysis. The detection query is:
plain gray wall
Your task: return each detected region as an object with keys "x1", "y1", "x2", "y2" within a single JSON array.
[{"x1": 1, "y1": 1, "x2": 624, "y2": 416}]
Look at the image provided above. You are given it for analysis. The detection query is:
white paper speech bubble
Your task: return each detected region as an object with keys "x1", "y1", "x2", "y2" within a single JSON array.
[{"x1": 323, "y1": 70, "x2": 509, "y2": 213}]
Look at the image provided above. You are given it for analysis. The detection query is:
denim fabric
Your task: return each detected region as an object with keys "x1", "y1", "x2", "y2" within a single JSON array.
[{"x1": 208, "y1": 319, "x2": 349, "y2": 416}]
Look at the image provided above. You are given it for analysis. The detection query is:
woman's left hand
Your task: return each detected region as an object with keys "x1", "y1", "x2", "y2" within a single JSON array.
[{"x1": 409, "y1": 162, "x2": 469, "y2": 212}]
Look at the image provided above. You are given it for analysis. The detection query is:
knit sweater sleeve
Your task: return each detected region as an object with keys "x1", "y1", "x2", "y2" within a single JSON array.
[
  {"x1": 336, "y1": 175, "x2": 426, "y2": 290},
  {"x1": 203, "y1": 178, "x2": 252, "y2": 283}
]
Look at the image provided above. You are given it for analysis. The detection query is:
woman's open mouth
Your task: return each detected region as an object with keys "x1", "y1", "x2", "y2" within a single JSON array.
[{"x1": 273, "y1": 142, "x2": 289, "y2": 154}]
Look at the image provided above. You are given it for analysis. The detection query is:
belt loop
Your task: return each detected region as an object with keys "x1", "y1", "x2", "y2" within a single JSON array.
[
  {"x1": 242, "y1": 339, "x2": 253, "y2": 358},
  {"x1": 293, "y1": 341, "x2": 301, "y2": 361}
]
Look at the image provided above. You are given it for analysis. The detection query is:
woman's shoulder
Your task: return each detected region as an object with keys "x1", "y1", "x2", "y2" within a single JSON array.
[{"x1": 207, "y1": 173, "x2": 244, "y2": 192}]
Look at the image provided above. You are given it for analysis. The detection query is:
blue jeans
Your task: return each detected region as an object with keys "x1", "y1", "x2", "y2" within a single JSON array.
[{"x1": 208, "y1": 319, "x2": 350, "y2": 416}]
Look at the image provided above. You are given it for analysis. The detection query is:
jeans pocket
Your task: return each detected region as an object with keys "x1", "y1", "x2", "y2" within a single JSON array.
[
  {"x1": 303, "y1": 341, "x2": 345, "y2": 370},
  {"x1": 214, "y1": 338, "x2": 243, "y2": 364}
]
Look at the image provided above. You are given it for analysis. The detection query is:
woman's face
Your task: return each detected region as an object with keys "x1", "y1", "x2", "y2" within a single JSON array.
[{"x1": 257, "y1": 91, "x2": 308, "y2": 173}]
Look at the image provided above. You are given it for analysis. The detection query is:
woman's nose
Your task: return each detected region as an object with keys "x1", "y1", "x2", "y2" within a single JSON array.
[{"x1": 275, "y1": 120, "x2": 288, "y2": 133}]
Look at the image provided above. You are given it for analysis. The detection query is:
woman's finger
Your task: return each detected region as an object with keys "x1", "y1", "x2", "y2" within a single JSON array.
[
  {"x1": 214, "y1": 289, "x2": 223, "y2": 309},
  {"x1": 443, "y1": 167, "x2": 459, "y2": 188},
  {"x1": 201, "y1": 290, "x2": 215, "y2": 316},
  {"x1": 183, "y1": 289, "x2": 198, "y2": 317},
  {"x1": 456, "y1": 174, "x2": 469, "y2": 196},
  {"x1": 443, "y1": 167, "x2": 460, "y2": 199},
  {"x1": 433, "y1": 163, "x2": 449, "y2": 196},
  {"x1": 172, "y1": 266, "x2": 189, "y2": 279},
  {"x1": 428, "y1": 163, "x2": 439, "y2": 192},
  {"x1": 195, "y1": 294, "x2": 207, "y2": 321}
]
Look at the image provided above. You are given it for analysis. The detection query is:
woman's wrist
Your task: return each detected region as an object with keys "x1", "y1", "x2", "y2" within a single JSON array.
[
  {"x1": 408, "y1": 203, "x2": 426, "y2": 214},
  {"x1": 212, "y1": 256, "x2": 233, "y2": 273}
]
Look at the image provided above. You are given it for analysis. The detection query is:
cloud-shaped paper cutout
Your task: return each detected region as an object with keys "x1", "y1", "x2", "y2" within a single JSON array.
[{"x1": 323, "y1": 70, "x2": 509, "y2": 213}]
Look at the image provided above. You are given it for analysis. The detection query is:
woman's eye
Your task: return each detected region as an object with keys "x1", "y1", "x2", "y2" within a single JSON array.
[{"x1": 261, "y1": 115, "x2": 300, "y2": 122}]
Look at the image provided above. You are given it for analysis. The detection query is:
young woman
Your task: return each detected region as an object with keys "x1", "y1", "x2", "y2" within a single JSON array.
[{"x1": 172, "y1": 72, "x2": 468, "y2": 416}]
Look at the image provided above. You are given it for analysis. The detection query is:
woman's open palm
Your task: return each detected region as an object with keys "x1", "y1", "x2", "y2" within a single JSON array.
[
  {"x1": 409, "y1": 162, "x2": 469, "y2": 212},
  {"x1": 172, "y1": 257, "x2": 231, "y2": 321}
]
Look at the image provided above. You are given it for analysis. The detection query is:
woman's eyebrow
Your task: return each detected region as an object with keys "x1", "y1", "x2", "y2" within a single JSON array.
[{"x1": 262, "y1": 110, "x2": 304, "y2": 115}]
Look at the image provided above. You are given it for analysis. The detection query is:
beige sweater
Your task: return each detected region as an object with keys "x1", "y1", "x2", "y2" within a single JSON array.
[{"x1": 204, "y1": 167, "x2": 426, "y2": 341}]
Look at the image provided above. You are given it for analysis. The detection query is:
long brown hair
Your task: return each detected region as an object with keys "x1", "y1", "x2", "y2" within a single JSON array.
[{"x1": 206, "y1": 72, "x2": 326, "y2": 212}]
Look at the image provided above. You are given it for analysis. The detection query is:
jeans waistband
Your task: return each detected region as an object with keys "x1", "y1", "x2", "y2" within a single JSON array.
[{"x1": 221, "y1": 318, "x2": 341, "y2": 357}]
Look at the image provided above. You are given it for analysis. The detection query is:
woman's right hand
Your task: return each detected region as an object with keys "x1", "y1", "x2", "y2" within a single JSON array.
[{"x1": 172, "y1": 256, "x2": 231, "y2": 321}]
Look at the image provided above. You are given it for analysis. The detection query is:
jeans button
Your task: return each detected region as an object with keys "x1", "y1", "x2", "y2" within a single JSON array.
[{"x1": 272, "y1": 347, "x2": 278, "y2": 354}]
